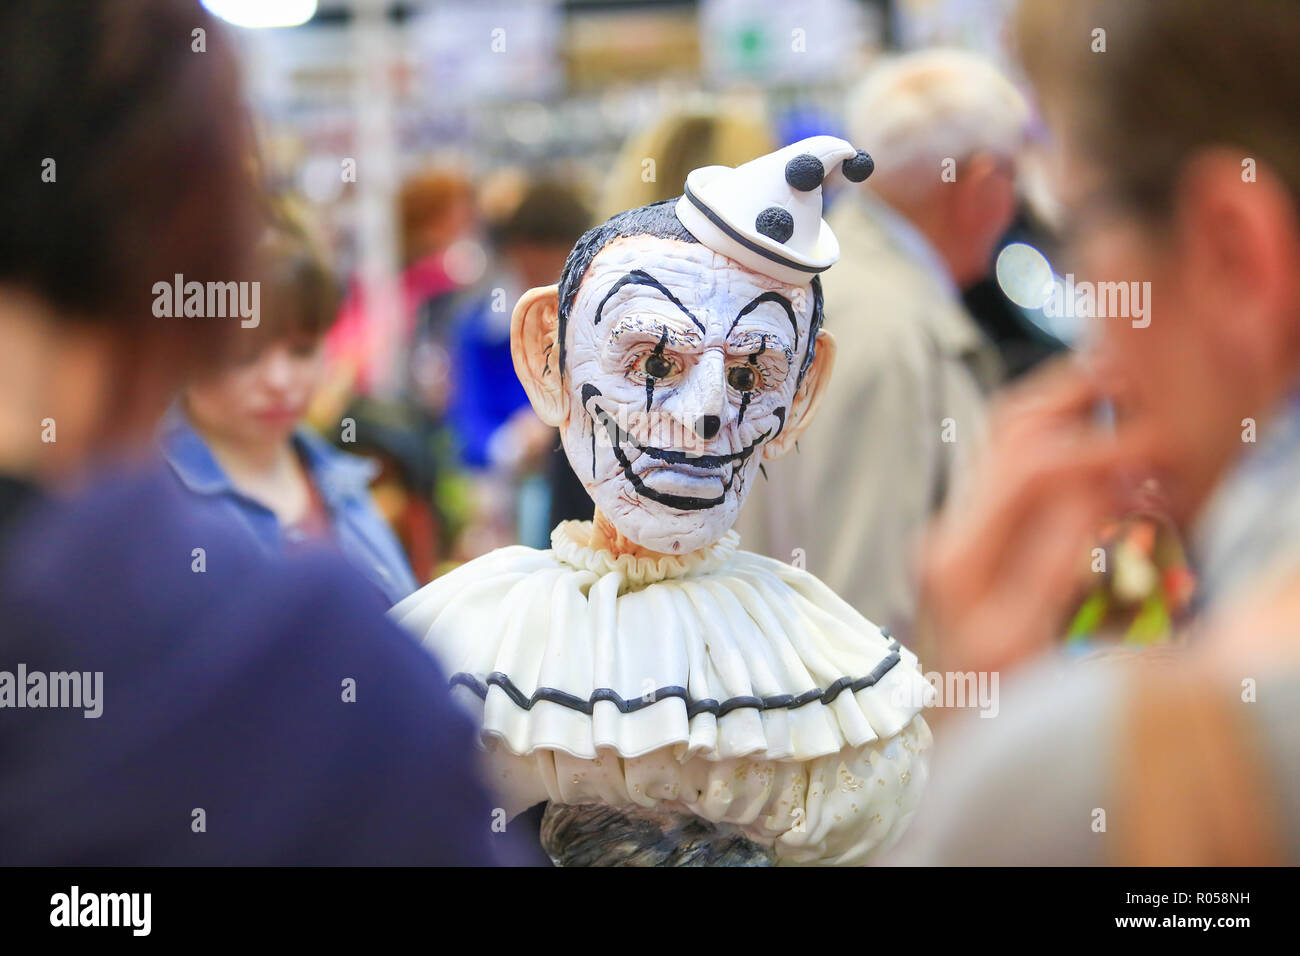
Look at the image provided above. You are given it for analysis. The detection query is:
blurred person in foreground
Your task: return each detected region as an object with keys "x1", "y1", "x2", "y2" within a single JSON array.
[
  {"x1": 0, "y1": 0, "x2": 505, "y2": 865},
  {"x1": 734, "y1": 51, "x2": 1030, "y2": 655},
  {"x1": 893, "y1": 0, "x2": 1300, "y2": 865},
  {"x1": 161, "y1": 211, "x2": 418, "y2": 604}
]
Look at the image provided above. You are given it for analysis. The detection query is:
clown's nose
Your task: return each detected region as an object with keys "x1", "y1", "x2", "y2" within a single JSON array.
[{"x1": 693, "y1": 414, "x2": 721, "y2": 440}]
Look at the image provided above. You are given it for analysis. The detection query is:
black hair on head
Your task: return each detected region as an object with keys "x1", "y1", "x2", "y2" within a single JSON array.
[
  {"x1": 555, "y1": 199, "x2": 695, "y2": 379},
  {"x1": 803, "y1": 273, "x2": 824, "y2": 391},
  {"x1": 553, "y1": 197, "x2": 825, "y2": 391}
]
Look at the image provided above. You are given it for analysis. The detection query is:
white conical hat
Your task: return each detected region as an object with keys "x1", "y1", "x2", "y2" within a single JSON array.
[{"x1": 675, "y1": 135, "x2": 874, "y2": 285}]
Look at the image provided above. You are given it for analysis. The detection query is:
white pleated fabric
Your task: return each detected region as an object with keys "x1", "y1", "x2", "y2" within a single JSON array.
[
  {"x1": 391, "y1": 520, "x2": 934, "y2": 864},
  {"x1": 394, "y1": 520, "x2": 931, "y2": 761}
]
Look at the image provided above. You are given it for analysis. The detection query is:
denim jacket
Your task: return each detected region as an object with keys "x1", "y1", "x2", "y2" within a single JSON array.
[{"x1": 159, "y1": 412, "x2": 418, "y2": 605}]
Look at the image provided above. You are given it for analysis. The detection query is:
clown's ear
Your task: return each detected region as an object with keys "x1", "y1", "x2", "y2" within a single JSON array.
[
  {"x1": 511, "y1": 285, "x2": 567, "y2": 427},
  {"x1": 763, "y1": 328, "x2": 836, "y2": 460}
]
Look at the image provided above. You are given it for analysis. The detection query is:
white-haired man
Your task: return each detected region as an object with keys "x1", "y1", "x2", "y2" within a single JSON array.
[{"x1": 735, "y1": 49, "x2": 1030, "y2": 658}]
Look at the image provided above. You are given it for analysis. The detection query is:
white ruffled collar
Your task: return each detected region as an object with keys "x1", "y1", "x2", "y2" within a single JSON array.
[
  {"x1": 550, "y1": 520, "x2": 741, "y2": 589},
  {"x1": 393, "y1": 533, "x2": 930, "y2": 763}
]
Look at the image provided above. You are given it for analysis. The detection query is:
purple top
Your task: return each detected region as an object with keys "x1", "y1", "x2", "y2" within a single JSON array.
[{"x1": 0, "y1": 462, "x2": 519, "y2": 865}]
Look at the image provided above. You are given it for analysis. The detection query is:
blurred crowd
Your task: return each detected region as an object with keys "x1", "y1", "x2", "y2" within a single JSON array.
[
  {"x1": 251, "y1": 59, "x2": 1064, "y2": 605},
  {"x1": 2, "y1": 0, "x2": 1298, "y2": 867}
]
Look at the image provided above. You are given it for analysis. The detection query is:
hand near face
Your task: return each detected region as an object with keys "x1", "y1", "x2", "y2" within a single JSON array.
[{"x1": 917, "y1": 359, "x2": 1154, "y2": 674}]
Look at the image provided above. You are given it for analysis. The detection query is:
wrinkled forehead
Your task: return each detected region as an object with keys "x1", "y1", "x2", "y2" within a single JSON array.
[{"x1": 570, "y1": 235, "x2": 814, "y2": 339}]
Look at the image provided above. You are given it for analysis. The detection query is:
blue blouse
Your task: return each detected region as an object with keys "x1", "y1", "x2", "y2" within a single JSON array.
[
  {"x1": 160, "y1": 412, "x2": 419, "y2": 605},
  {"x1": 446, "y1": 294, "x2": 532, "y2": 468}
]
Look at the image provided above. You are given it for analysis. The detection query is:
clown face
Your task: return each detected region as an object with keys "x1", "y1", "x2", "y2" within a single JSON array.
[{"x1": 553, "y1": 235, "x2": 825, "y2": 553}]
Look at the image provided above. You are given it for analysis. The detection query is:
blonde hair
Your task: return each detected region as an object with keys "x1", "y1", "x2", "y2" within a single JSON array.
[
  {"x1": 598, "y1": 107, "x2": 775, "y2": 221},
  {"x1": 845, "y1": 49, "x2": 1029, "y2": 201}
]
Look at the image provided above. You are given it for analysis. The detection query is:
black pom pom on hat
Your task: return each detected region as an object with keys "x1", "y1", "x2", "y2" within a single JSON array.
[
  {"x1": 674, "y1": 135, "x2": 872, "y2": 284},
  {"x1": 841, "y1": 149, "x2": 875, "y2": 183},
  {"x1": 755, "y1": 206, "x2": 795, "y2": 243},
  {"x1": 784, "y1": 153, "x2": 825, "y2": 192}
]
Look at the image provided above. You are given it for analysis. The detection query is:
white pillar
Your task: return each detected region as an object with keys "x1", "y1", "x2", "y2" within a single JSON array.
[{"x1": 350, "y1": 0, "x2": 403, "y2": 397}]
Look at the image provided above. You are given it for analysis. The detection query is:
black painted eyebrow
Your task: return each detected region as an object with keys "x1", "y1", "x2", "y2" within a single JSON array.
[
  {"x1": 728, "y1": 291, "x2": 798, "y2": 348},
  {"x1": 607, "y1": 315, "x2": 702, "y2": 345},
  {"x1": 594, "y1": 269, "x2": 706, "y2": 335}
]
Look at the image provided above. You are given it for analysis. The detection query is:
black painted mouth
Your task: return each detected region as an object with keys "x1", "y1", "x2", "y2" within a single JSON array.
[{"x1": 581, "y1": 384, "x2": 767, "y2": 511}]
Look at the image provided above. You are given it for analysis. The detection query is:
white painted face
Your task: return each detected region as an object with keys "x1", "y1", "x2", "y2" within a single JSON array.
[{"x1": 560, "y1": 235, "x2": 816, "y2": 554}]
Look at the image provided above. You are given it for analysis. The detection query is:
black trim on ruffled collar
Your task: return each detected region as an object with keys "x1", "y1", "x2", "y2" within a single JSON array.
[{"x1": 449, "y1": 638, "x2": 902, "y2": 720}]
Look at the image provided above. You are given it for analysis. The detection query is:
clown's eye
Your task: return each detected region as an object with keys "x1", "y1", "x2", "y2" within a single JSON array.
[
  {"x1": 643, "y1": 354, "x2": 674, "y2": 379},
  {"x1": 727, "y1": 365, "x2": 759, "y2": 392}
]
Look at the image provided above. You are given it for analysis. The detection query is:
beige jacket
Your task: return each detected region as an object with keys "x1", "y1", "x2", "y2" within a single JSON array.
[{"x1": 733, "y1": 193, "x2": 1001, "y2": 656}]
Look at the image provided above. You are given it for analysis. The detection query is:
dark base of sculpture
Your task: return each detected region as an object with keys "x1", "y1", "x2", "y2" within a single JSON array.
[{"x1": 540, "y1": 801, "x2": 777, "y2": 867}]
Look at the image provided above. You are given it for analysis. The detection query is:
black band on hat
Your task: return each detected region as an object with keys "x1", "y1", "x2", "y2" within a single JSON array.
[{"x1": 682, "y1": 182, "x2": 824, "y2": 276}]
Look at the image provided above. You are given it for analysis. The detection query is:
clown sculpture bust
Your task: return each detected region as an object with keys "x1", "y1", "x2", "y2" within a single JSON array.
[{"x1": 393, "y1": 137, "x2": 933, "y2": 865}]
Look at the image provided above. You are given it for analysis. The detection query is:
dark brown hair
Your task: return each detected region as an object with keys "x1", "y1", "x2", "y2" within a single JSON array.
[
  {"x1": 492, "y1": 179, "x2": 592, "y2": 249},
  {"x1": 247, "y1": 202, "x2": 341, "y2": 345},
  {"x1": 1016, "y1": 0, "x2": 1300, "y2": 219},
  {"x1": 0, "y1": 0, "x2": 257, "y2": 432}
]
